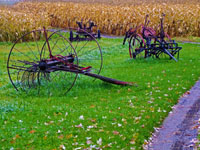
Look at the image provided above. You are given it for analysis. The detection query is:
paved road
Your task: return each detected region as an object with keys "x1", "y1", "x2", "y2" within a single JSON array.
[{"x1": 146, "y1": 80, "x2": 200, "y2": 150}]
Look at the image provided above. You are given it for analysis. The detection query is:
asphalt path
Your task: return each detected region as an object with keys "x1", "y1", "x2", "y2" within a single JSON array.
[{"x1": 146, "y1": 80, "x2": 200, "y2": 150}]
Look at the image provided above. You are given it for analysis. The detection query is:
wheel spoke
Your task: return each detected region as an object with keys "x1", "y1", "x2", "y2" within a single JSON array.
[
  {"x1": 76, "y1": 40, "x2": 89, "y2": 54},
  {"x1": 13, "y1": 47, "x2": 37, "y2": 62}
]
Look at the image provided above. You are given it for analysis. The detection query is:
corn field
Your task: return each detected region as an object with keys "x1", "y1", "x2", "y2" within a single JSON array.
[
  {"x1": 0, "y1": 5, "x2": 49, "y2": 41},
  {"x1": 0, "y1": 1, "x2": 200, "y2": 41}
]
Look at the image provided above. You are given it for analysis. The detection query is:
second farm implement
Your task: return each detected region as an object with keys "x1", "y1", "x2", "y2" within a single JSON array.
[{"x1": 123, "y1": 14, "x2": 182, "y2": 61}]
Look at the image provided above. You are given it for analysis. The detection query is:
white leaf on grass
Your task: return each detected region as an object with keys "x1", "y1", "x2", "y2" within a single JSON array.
[
  {"x1": 86, "y1": 137, "x2": 92, "y2": 140},
  {"x1": 97, "y1": 138, "x2": 102, "y2": 145},
  {"x1": 87, "y1": 125, "x2": 94, "y2": 129},
  {"x1": 90, "y1": 145, "x2": 97, "y2": 148},
  {"x1": 59, "y1": 145, "x2": 66, "y2": 150},
  {"x1": 87, "y1": 139, "x2": 92, "y2": 144},
  {"x1": 118, "y1": 123, "x2": 122, "y2": 127},
  {"x1": 75, "y1": 123, "x2": 83, "y2": 128},
  {"x1": 79, "y1": 115, "x2": 84, "y2": 120},
  {"x1": 57, "y1": 130, "x2": 61, "y2": 133}
]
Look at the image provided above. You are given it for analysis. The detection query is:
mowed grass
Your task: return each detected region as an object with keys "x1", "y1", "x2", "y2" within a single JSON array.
[{"x1": 0, "y1": 37, "x2": 200, "y2": 149}]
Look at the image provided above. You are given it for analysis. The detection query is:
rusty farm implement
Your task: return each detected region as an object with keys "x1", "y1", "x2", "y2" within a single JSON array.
[
  {"x1": 69, "y1": 20, "x2": 101, "y2": 42},
  {"x1": 7, "y1": 27, "x2": 133, "y2": 95},
  {"x1": 123, "y1": 14, "x2": 182, "y2": 61}
]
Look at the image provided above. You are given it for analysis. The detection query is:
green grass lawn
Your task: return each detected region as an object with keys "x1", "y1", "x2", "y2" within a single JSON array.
[{"x1": 0, "y1": 37, "x2": 200, "y2": 149}]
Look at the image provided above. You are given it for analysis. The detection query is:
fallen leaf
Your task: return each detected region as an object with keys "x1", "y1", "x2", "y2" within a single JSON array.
[
  {"x1": 98, "y1": 129, "x2": 104, "y2": 132},
  {"x1": 58, "y1": 135, "x2": 64, "y2": 139},
  {"x1": 66, "y1": 134, "x2": 73, "y2": 139},
  {"x1": 57, "y1": 130, "x2": 61, "y2": 133},
  {"x1": 113, "y1": 131, "x2": 119, "y2": 135},
  {"x1": 145, "y1": 115, "x2": 150, "y2": 119},
  {"x1": 91, "y1": 118, "x2": 96, "y2": 122},
  {"x1": 87, "y1": 125, "x2": 94, "y2": 129},
  {"x1": 10, "y1": 140, "x2": 15, "y2": 144},
  {"x1": 59, "y1": 145, "x2": 66, "y2": 150},
  {"x1": 79, "y1": 115, "x2": 84, "y2": 120},
  {"x1": 90, "y1": 105, "x2": 96, "y2": 108},
  {"x1": 75, "y1": 123, "x2": 83, "y2": 128},
  {"x1": 118, "y1": 123, "x2": 122, "y2": 127},
  {"x1": 113, "y1": 118, "x2": 117, "y2": 121},
  {"x1": 130, "y1": 139, "x2": 135, "y2": 144},
  {"x1": 97, "y1": 138, "x2": 102, "y2": 145},
  {"x1": 29, "y1": 130, "x2": 36, "y2": 134},
  {"x1": 87, "y1": 139, "x2": 92, "y2": 144}
]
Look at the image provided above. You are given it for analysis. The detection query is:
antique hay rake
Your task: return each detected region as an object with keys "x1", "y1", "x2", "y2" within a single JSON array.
[
  {"x1": 7, "y1": 27, "x2": 133, "y2": 95},
  {"x1": 123, "y1": 14, "x2": 182, "y2": 61}
]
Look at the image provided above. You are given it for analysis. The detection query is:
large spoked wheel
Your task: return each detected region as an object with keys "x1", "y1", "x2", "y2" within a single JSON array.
[
  {"x1": 57, "y1": 28, "x2": 103, "y2": 76},
  {"x1": 7, "y1": 29, "x2": 78, "y2": 96},
  {"x1": 129, "y1": 34, "x2": 146, "y2": 59},
  {"x1": 7, "y1": 30, "x2": 45, "y2": 92},
  {"x1": 40, "y1": 30, "x2": 78, "y2": 95}
]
